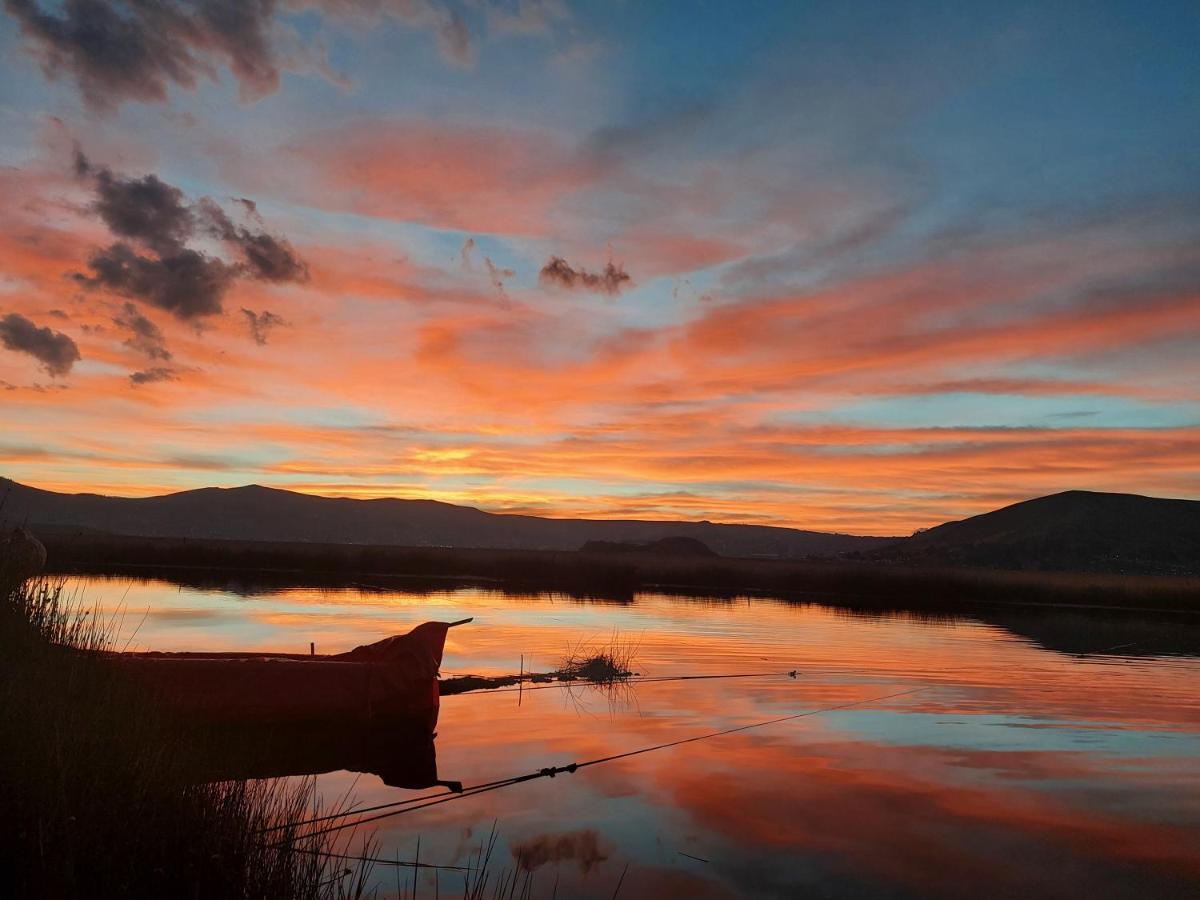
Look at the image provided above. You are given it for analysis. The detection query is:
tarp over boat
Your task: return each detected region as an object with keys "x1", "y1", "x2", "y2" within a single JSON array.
[{"x1": 111, "y1": 620, "x2": 467, "y2": 728}]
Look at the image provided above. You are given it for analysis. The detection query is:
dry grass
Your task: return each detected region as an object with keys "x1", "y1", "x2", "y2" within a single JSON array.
[{"x1": 0, "y1": 573, "x2": 373, "y2": 899}]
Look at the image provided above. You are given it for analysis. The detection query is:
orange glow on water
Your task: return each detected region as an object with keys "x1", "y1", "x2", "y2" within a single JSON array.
[{"x1": 65, "y1": 576, "x2": 1200, "y2": 898}]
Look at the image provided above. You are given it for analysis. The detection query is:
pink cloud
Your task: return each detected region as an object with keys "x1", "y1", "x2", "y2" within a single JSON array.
[{"x1": 233, "y1": 119, "x2": 603, "y2": 236}]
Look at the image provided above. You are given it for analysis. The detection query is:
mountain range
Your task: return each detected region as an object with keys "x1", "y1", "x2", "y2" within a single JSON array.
[
  {"x1": 3, "y1": 478, "x2": 1198, "y2": 575},
  {"x1": 0, "y1": 478, "x2": 890, "y2": 558}
]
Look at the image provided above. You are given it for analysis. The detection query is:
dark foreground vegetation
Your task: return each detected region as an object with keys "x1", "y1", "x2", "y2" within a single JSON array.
[
  {"x1": 39, "y1": 531, "x2": 1200, "y2": 613},
  {"x1": 0, "y1": 566, "x2": 372, "y2": 899}
]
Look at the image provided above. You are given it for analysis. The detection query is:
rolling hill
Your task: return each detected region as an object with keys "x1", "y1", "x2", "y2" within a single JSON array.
[
  {"x1": 869, "y1": 490, "x2": 1200, "y2": 575},
  {"x1": 0, "y1": 478, "x2": 893, "y2": 559}
]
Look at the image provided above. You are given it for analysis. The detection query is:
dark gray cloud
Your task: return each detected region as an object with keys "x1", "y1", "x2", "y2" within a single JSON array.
[
  {"x1": 77, "y1": 151, "x2": 194, "y2": 255},
  {"x1": 196, "y1": 0, "x2": 279, "y2": 97},
  {"x1": 113, "y1": 302, "x2": 171, "y2": 360},
  {"x1": 240, "y1": 307, "x2": 287, "y2": 345},
  {"x1": 232, "y1": 227, "x2": 307, "y2": 281},
  {"x1": 4, "y1": 0, "x2": 281, "y2": 113},
  {"x1": 0, "y1": 312, "x2": 81, "y2": 377},
  {"x1": 129, "y1": 365, "x2": 178, "y2": 385},
  {"x1": 73, "y1": 154, "x2": 306, "y2": 320},
  {"x1": 5, "y1": 0, "x2": 483, "y2": 112},
  {"x1": 539, "y1": 255, "x2": 631, "y2": 296},
  {"x1": 77, "y1": 242, "x2": 235, "y2": 320},
  {"x1": 198, "y1": 198, "x2": 308, "y2": 282}
]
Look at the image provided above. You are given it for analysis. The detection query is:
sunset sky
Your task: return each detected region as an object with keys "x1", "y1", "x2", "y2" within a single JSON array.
[{"x1": 1, "y1": 1, "x2": 1198, "y2": 535}]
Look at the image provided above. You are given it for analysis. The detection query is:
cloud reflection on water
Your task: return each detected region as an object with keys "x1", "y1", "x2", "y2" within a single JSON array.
[{"x1": 62, "y1": 575, "x2": 1200, "y2": 898}]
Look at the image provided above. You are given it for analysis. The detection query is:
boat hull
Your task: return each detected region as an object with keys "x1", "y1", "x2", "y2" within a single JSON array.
[{"x1": 112, "y1": 621, "x2": 453, "y2": 729}]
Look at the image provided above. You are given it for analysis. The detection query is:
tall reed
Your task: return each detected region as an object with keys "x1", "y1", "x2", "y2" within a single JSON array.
[{"x1": 0, "y1": 573, "x2": 371, "y2": 899}]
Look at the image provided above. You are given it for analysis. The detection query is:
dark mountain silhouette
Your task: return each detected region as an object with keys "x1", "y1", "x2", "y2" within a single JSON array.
[
  {"x1": 0, "y1": 478, "x2": 890, "y2": 559},
  {"x1": 870, "y1": 490, "x2": 1200, "y2": 575}
]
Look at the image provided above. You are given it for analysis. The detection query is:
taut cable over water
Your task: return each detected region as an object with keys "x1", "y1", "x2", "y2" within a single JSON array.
[
  {"x1": 263, "y1": 686, "x2": 926, "y2": 846},
  {"x1": 443, "y1": 669, "x2": 799, "y2": 696}
]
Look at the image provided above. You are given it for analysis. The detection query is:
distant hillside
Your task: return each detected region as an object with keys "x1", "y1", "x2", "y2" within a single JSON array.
[
  {"x1": 870, "y1": 490, "x2": 1200, "y2": 576},
  {"x1": 0, "y1": 478, "x2": 891, "y2": 559}
]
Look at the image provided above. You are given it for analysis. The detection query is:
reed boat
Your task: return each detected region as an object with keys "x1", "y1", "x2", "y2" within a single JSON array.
[{"x1": 110, "y1": 618, "x2": 472, "y2": 729}]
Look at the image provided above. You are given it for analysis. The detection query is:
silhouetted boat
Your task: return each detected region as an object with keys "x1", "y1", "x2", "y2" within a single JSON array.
[{"x1": 110, "y1": 618, "x2": 472, "y2": 730}]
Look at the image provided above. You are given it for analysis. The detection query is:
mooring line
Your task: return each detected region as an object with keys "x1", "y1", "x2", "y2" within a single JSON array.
[
  {"x1": 257, "y1": 788, "x2": 460, "y2": 834},
  {"x1": 259, "y1": 671, "x2": 798, "y2": 834},
  {"x1": 446, "y1": 670, "x2": 798, "y2": 696},
  {"x1": 266, "y1": 686, "x2": 925, "y2": 846},
  {"x1": 263, "y1": 631, "x2": 1147, "y2": 846}
]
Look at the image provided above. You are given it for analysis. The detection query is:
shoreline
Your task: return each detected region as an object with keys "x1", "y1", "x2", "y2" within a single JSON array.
[{"x1": 37, "y1": 531, "x2": 1200, "y2": 615}]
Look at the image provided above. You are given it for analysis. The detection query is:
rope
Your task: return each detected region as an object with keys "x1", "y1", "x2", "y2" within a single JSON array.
[
  {"x1": 259, "y1": 676, "x2": 790, "y2": 835},
  {"x1": 446, "y1": 670, "x2": 798, "y2": 696},
  {"x1": 261, "y1": 633, "x2": 1142, "y2": 848},
  {"x1": 257, "y1": 787, "x2": 460, "y2": 834},
  {"x1": 267, "y1": 686, "x2": 924, "y2": 846}
]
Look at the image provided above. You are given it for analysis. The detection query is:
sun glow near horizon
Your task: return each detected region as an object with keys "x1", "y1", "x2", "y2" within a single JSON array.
[{"x1": 1, "y1": 1, "x2": 1198, "y2": 534}]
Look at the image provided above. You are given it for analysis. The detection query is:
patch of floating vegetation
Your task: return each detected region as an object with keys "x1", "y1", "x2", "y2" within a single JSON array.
[{"x1": 441, "y1": 634, "x2": 638, "y2": 695}]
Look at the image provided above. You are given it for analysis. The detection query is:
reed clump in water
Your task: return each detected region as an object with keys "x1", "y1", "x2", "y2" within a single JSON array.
[
  {"x1": 0, "y1": 573, "x2": 371, "y2": 899},
  {"x1": 440, "y1": 633, "x2": 638, "y2": 696},
  {"x1": 557, "y1": 633, "x2": 639, "y2": 683}
]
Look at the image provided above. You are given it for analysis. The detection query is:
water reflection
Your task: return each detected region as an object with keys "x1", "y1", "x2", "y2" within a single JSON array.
[
  {"x1": 63, "y1": 567, "x2": 1200, "y2": 660},
  {"x1": 188, "y1": 721, "x2": 454, "y2": 791},
  {"x1": 60, "y1": 573, "x2": 1200, "y2": 898}
]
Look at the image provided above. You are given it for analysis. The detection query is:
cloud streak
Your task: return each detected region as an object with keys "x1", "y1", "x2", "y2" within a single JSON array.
[
  {"x1": 129, "y1": 365, "x2": 178, "y2": 385},
  {"x1": 113, "y1": 302, "x2": 171, "y2": 360},
  {"x1": 240, "y1": 307, "x2": 287, "y2": 345}
]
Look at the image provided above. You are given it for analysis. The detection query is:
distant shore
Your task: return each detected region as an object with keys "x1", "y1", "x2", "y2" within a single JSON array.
[{"x1": 38, "y1": 532, "x2": 1200, "y2": 613}]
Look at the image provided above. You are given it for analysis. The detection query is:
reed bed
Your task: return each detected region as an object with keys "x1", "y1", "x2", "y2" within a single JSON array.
[
  {"x1": 0, "y1": 573, "x2": 371, "y2": 899},
  {"x1": 40, "y1": 531, "x2": 1200, "y2": 612}
]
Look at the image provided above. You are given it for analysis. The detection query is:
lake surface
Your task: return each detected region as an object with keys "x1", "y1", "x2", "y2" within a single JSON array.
[{"x1": 65, "y1": 574, "x2": 1200, "y2": 899}]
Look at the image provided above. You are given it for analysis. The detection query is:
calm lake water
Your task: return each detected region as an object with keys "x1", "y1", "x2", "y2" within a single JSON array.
[{"x1": 65, "y1": 574, "x2": 1200, "y2": 899}]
